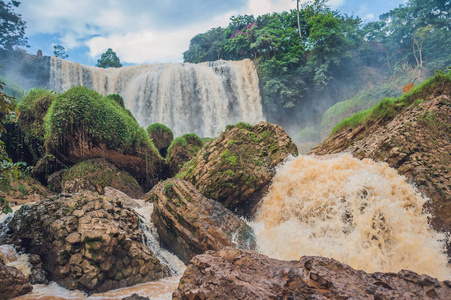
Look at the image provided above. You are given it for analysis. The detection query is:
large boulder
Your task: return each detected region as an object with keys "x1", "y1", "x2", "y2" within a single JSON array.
[
  {"x1": 54, "y1": 158, "x2": 143, "y2": 198},
  {"x1": 173, "y1": 248, "x2": 451, "y2": 299},
  {"x1": 0, "y1": 259, "x2": 33, "y2": 300},
  {"x1": 166, "y1": 133, "x2": 203, "y2": 177},
  {"x1": 182, "y1": 121, "x2": 298, "y2": 216},
  {"x1": 311, "y1": 72, "x2": 451, "y2": 257},
  {"x1": 2, "y1": 192, "x2": 170, "y2": 294},
  {"x1": 146, "y1": 123, "x2": 173, "y2": 157},
  {"x1": 44, "y1": 87, "x2": 166, "y2": 190},
  {"x1": 31, "y1": 153, "x2": 65, "y2": 186},
  {"x1": 145, "y1": 179, "x2": 255, "y2": 264}
]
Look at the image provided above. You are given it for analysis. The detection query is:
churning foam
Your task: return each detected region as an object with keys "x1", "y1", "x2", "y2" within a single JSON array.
[
  {"x1": 49, "y1": 58, "x2": 265, "y2": 137},
  {"x1": 252, "y1": 154, "x2": 450, "y2": 280}
]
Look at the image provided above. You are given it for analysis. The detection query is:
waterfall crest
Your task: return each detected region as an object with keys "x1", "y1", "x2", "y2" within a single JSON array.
[
  {"x1": 252, "y1": 154, "x2": 451, "y2": 280},
  {"x1": 50, "y1": 58, "x2": 264, "y2": 137}
]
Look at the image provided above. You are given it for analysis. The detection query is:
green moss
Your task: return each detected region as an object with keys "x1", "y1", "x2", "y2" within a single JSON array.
[
  {"x1": 225, "y1": 169, "x2": 235, "y2": 176},
  {"x1": 146, "y1": 123, "x2": 173, "y2": 137},
  {"x1": 45, "y1": 86, "x2": 150, "y2": 155},
  {"x1": 225, "y1": 122, "x2": 253, "y2": 131},
  {"x1": 182, "y1": 133, "x2": 202, "y2": 147}
]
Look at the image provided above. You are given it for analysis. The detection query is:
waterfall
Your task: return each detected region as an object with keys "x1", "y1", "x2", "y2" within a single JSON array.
[
  {"x1": 252, "y1": 154, "x2": 451, "y2": 280},
  {"x1": 49, "y1": 58, "x2": 265, "y2": 137}
]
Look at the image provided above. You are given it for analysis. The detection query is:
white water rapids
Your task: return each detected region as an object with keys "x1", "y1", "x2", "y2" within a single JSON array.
[
  {"x1": 1, "y1": 154, "x2": 450, "y2": 299},
  {"x1": 49, "y1": 58, "x2": 265, "y2": 137}
]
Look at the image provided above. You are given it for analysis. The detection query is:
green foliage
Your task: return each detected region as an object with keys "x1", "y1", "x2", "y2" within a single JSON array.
[
  {"x1": 146, "y1": 123, "x2": 172, "y2": 137},
  {"x1": 293, "y1": 127, "x2": 320, "y2": 144},
  {"x1": 104, "y1": 93, "x2": 125, "y2": 108},
  {"x1": 182, "y1": 133, "x2": 202, "y2": 147},
  {"x1": 17, "y1": 89, "x2": 56, "y2": 162},
  {"x1": 45, "y1": 86, "x2": 149, "y2": 154},
  {"x1": 332, "y1": 69, "x2": 451, "y2": 134},
  {"x1": 96, "y1": 48, "x2": 122, "y2": 68},
  {"x1": 0, "y1": 75, "x2": 25, "y2": 100},
  {"x1": 225, "y1": 122, "x2": 253, "y2": 131},
  {"x1": 53, "y1": 45, "x2": 68, "y2": 59},
  {"x1": 0, "y1": 141, "x2": 16, "y2": 213},
  {"x1": 0, "y1": 1, "x2": 28, "y2": 50}
]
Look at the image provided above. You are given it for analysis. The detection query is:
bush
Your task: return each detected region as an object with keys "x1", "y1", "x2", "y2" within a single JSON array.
[
  {"x1": 104, "y1": 93, "x2": 125, "y2": 108},
  {"x1": 17, "y1": 89, "x2": 57, "y2": 163},
  {"x1": 45, "y1": 86, "x2": 150, "y2": 154}
]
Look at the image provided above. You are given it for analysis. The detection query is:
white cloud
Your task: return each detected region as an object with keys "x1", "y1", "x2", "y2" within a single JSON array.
[{"x1": 17, "y1": 0, "x2": 352, "y2": 64}]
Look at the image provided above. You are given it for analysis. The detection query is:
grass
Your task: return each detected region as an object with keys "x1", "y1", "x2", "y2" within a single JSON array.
[
  {"x1": 331, "y1": 69, "x2": 451, "y2": 134},
  {"x1": 45, "y1": 86, "x2": 152, "y2": 155}
]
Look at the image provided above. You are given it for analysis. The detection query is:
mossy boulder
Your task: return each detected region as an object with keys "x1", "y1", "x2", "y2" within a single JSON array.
[
  {"x1": 145, "y1": 178, "x2": 256, "y2": 264},
  {"x1": 182, "y1": 121, "x2": 298, "y2": 216},
  {"x1": 146, "y1": 123, "x2": 173, "y2": 157},
  {"x1": 56, "y1": 158, "x2": 143, "y2": 198},
  {"x1": 44, "y1": 87, "x2": 166, "y2": 190},
  {"x1": 17, "y1": 89, "x2": 57, "y2": 164},
  {"x1": 166, "y1": 133, "x2": 203, "y2": 177}
]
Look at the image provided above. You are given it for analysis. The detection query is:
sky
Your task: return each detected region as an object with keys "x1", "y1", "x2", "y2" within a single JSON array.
[{"x1": 16, "y1": 0, "x2": 407, "y2": 66}]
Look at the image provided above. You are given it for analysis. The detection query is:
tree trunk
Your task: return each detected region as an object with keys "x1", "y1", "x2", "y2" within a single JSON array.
[{"x1": 297, "y1": 0, "x2": 302, "y2": 39}]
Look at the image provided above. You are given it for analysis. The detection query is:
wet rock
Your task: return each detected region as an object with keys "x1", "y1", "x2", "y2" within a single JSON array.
[
  {"x1": 0, "y1": 259, "x2": 33, "y2": 299},
  {"x1": 146, "y1": 179, "x2": 255, "y2": 264},
  {"x1": 57, "y1": 158, "x2": 143, "y2": 198},
  {"x1": 28, "y1": 254, "x2": 48, "y2": 284},
  {"x1": 182, "y1": 122, "x2": 298, "y2": 216},
  {"x1": 173, "y1": 248, "x2": 451, "y2": 300},
  {"x1": 121, "y1": 293, "x2": 150, "y2": 300},
  {"x1": 3, "y1": 191, "x2": 170, "y2": 295}
]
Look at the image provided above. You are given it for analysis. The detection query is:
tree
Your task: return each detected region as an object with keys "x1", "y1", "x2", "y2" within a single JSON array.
[
  {"x1": 0, "y1": 71, "x2": 17, "y2": 214},
  {"x1": 53, "y1": 45, "x2": 69, "y2": 59},
  {"x1": 96, "y1": 48, "x2": 122, "y2": 68},
  {"x1": 0, "y1": 0, "x2": 27, "y2": 50}
]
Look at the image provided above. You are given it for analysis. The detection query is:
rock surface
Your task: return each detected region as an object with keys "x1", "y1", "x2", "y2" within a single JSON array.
[
  {"x1": 31, "y1": 153, "x2": 65, "y2": 186},
  {"x1": 166, "y1": 134, "x2": 203, "y2": 177},
  {"x1": 56, "y1": 158, "x2": 143, "y2": 198},
  {"x1": 311, "y1": 95, "x2": 451, "y2": 257},
  {"x1": 173, "y1": 248, "x2": 451, "y2": 300},
  {"x1": 2, "y1": 192, "x2": 170, "y2": 294},
  {"x1": 146, "y1": 179, "x2": 256, "y2": 264},
  {"x1": 146, "y1": 123, "x2": 174, "y2": 157},
  {"x1": 0, "y1": 175, "x2": 52, "y2": 206},
  {"x1": 183, "y1": 122, "x2": 298, "y2": 216},
  {"x1": 0, "y1": 258, "x2": 33, "y2": 300}
]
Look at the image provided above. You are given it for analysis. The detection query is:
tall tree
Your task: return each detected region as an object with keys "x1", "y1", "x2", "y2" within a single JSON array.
[
  {"x1": 0, "y1": 0, "x2": 27, "y2": 50},
  {"x1": 96, "y1": 48, "x2": 122, "y2": 68},
  {"x1": 53, "y1": 45, "x2": 69, "y2": 59}
]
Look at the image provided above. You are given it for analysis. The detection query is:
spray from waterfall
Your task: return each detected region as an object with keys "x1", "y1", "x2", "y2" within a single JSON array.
[
  {"x1": 252, "y1": 154, "x2": 450, "y2": 280},
  {"x1": 49, "y1": 58, "x2": 265, "y2": 137}
]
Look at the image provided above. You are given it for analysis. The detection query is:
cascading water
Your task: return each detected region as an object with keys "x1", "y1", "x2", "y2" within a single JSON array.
[
  {"x1": 49, "y1": 58, "x2": 265, "y2": 137},
  {"x1": 252, "y1": 154, "x2": 451, "y2": 280}
]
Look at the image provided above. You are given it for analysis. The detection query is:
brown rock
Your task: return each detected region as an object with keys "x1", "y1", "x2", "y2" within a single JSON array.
[
  {"x1": 182, "y1": 122, "x2": 298, "y2": 216},
  {"x1": 3, "y1": 191, "x2": 170, "y2": 295},
  {"x1": 146, "y1": 179, "x2": 256, "y2": 264},
  {"x1": 166, "y1": 134, "x2": 203, "y2": 177},
  {"x1": 58, "y1": 158, "x2": 143, "y2": 198},
  {"x1": 0, "y1": 259, "x2": 33, "y2": 299},
  {"x1": 173, "y1": 248, "x2": 451, "y2": 299}
]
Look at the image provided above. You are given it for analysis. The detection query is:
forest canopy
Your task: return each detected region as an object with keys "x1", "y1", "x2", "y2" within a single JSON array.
[{"x1": 183, "y1": 0, "x2": 451, "y2": 129}]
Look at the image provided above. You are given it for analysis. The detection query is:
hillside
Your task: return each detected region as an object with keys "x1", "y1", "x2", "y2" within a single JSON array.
[{"x1": 311, "y1": 70, "x2": 451, "y2": 256}]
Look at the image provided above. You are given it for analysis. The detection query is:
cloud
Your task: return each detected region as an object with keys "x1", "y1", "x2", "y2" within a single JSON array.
[{"x1": 16, "y1": 0, "x2": 352, "y2": 64}]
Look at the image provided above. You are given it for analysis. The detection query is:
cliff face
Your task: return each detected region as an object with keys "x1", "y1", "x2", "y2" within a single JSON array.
[
  {"x1": 311, "y1": 82, "x2": 451, "y2": 256},
  {"x1": 0, "y1": 49, "x2": 51, "y2": 89}
]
